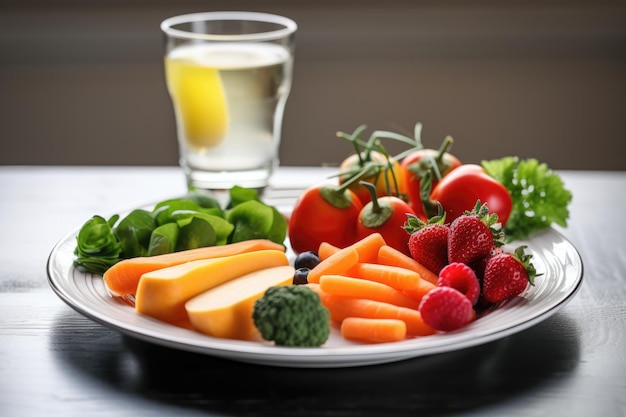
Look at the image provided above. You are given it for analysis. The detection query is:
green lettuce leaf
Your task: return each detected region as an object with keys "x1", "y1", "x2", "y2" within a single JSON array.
[{"x1": 482, "y1": 157, "x2": 573, "y2": 241}]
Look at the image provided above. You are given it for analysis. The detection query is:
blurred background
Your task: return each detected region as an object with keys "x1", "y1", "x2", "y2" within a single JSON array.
[{"x1": 1, "y1": 0, "x2": 625, "y2": 170}]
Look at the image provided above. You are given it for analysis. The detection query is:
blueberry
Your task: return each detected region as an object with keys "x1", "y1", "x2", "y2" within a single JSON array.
[
  {"x1": 293, "y1": 268, "x2": 311, "y2": 285},
  {"x1": 294, "y1": 251, "x2": 320, "y2": 270}
]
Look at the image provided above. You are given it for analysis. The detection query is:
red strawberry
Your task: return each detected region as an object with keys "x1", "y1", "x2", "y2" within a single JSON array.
[
  {"x1": 404, "y1": 212, "x2": 449, "y2": 275},
  {"x1": 470, "y1": 245, "x2": 504, "y2": 282},
  {"x1": 448, "y1": 201, "x2": 504, "y2": 265},
  {"x1": 419, "y1": 286, "x2": 473, "y2": 331},
  {"x1": 438, "y1": 262, "x2": 480, "y2": 306},
  {"x1": 482, "y1": 245, "x2": 539, "y2": 304}
]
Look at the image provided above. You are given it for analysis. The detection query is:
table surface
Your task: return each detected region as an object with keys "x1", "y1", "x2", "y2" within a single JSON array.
[{"x1": 1, "y1": 166, "x2": 625, "y2": 417}]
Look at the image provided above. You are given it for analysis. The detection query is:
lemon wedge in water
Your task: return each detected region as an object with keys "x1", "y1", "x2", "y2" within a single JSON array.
[{"x1": 165, "y1": 58, "x2": 229, "y2": 149}]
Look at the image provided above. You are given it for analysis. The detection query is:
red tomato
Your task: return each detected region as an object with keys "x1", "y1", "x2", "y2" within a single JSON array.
[
  {"x1": 356, "y1": 195, "x2": 416, "y2": 256},
  {"x1": 401, "y1": 136, "x2": 461, "y2": 219},
  {"x1": 339, "y1": 151, "x2": 406, "y2": 205},
  {"x1": 288, "y1": 184, "x2": 364, "y2": 254},
  {"x1": 430, "y1": 164, "x2": 513, "y2": 226}
]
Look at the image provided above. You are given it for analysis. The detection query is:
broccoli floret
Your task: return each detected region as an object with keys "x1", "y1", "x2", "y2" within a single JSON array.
[{"x1": 252, "y1": 285, "x2": 330, "y2": 347}]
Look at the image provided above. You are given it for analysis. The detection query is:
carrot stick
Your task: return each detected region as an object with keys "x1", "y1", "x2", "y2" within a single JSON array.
[
  {"x1": 341, "y1": 317, "x2": 407, "y2": 343},
  {"x1": 348, "y1": 232, "x2": 387, "y2": 263},
  {"x1": 314, "y1": 233, "x2": 385, "y2": 268},
  {"x1": 319, "y1": 274, "x2": 420, "y2": 310},
  {"x1": 402, "y1": 279, "x2": 436, "y2": 303},
  {"x1": 377, "y1": 245, "x2": 439, "y2": 285},
  {"x1": 346, "y1": 262, "x2": 423, "y2": 292},
  {"x1": 103, "y1": 239, "x2": 285, "y2": 296},
  {"x1": 307, "y1": 246, "x2": 359, "y2": 284},
  {"x1": 318, "y1": 241, "x2": 340, "y2": 261},
  {"x1": 308, "y1": 285, "x2": 435, "y2": 336}
]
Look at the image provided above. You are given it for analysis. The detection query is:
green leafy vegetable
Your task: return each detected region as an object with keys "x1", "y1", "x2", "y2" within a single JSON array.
[
  {"x1": 148, "y1": 223, "x2": 179, "y2": 256},
  {"x1": 226, "y1": 200, "x2": 287, "y2": 244},
  {"x1": 74, "y1": 215, "x2": 122, "y2": 274},
  {"x1": 482, "y1": 157, "x2": 572, "y2": 241},
  {"x1": 169, "y1": 211, "x2": 233, "y2": 245},
  {"x1": 73, "y1": 189, "x2": 288, "y2": 275},
  {"x1": 115, "y1": 209, "x2": 156, "y2": 258},
  {"x1": 154, "y1": 199, "x2": 223, "y2": 225},
  {"x1": 175, "y1": 216, "x2": 216, "y2": 251},
  {"x1": 180, "y1": 191, "x2": 221, "y2": 210},
  {"x1": 227, "y1": 185, "x2": 261, "y2": 208}
]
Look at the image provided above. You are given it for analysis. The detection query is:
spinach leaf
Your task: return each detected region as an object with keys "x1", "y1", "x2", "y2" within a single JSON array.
[
  {"x1": 267, "y1": 206, "x2": 288, "y2": 245},
  {"x1": 176, "y1": 216, "x2": 216, "y2": 251},
  {"x1": 182, "y1": 191, "x2": 222, "y2": 209},
  {"x1": 227, "y1": 186, "x2": 261, "y2": 209},
  {"x1": 154, "y1": 200, "x2": 223, "y2": 225},
  {"x1": 169, "y1": 210, "x2": 234, "y2": 245},
  {"x1": 226, "y1": 200, "x2": 286, "y2": 244},
  {"x1": 148, "y1": 222, "x2": 179, "y2": 256},
  {"x1": 114, "y1": 209, "x2": 156, "y2": 258}
]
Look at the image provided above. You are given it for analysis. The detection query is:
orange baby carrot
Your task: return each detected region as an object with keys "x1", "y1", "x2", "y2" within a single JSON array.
[
  {"x1": 347, "y1": 262, "x2": 423, "y2": 292},
  {"x1": 314, "y1": 233, "x2": 385, "y2": 265},
  {"x1": 341, "y1": 317, "x2": 407, "y2": 343},
  {"x1": 377, "y1": 244, "x2": 439, "y2": 285},
  {"x1": 318, "y1": 241, "x2": 340, "y2": 261},
  {"x1": 103, "y1": 239, "x2": 285, "y2": 296},
  {"x1": 313, "y1": 290, "x2": 435, "y2": 336},
  {"x1": 403, "y1": 279, "x2": 437, "y2": 303},
  {"x1": 307, "y1": 246, "x2": 359, "y2": 284},
  {"x1": 348, "y1": 232, "x2": 387, "y2": 263},
  {"x1": 319, "y1": 274, "x2": 421, "y2": 310}
]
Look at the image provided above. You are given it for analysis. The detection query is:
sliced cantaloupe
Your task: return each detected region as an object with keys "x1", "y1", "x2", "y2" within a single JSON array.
[
  {"x1": 185, "y1": 265, "x2": 295, "y2": 340},
  {"x1": 103, "y1": 239, "x2": 285, "y2": 297},
  {"x1": 135, "y1": 249, "x2": 289, "y2": 326}
]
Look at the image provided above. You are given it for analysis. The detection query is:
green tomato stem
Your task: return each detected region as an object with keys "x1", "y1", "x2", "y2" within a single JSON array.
[
  {"x1": 320, "y1": 185, "x2": 355, "y2": 209},
  {"x1": 359, "y1": 181, "x2": 394, "y2": 228},
  {"x1": 436, "y1": 135, "x2": 454, "y2": 163},
  {"x1": 361, "y1": 181, "x2": 381, "y2": 213},
  {"x1": 337, "y1": 124, "x2": 368, "y2": 165}
]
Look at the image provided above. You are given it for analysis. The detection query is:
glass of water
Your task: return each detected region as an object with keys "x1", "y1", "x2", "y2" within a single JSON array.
[{"x1": 161, "y1": 12, "x2": 297, "y2": 193}]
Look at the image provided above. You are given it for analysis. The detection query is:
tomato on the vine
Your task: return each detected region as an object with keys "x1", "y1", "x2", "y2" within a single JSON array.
[
  {"x1": 356, "y1": 182, "x2": 416, "y2": 255},
  {"x1": 288, "y1": 184, "x2": 363, "y2": 254},
  {"x1": 339, "y1": 150, "x2": 406, "y2": 206},
  {"x1": 430, "y1": 164, "x2": 513, "y2": 226},
  {"x1": 400, "y1": 135, "x2": 461, "y2": 219}
]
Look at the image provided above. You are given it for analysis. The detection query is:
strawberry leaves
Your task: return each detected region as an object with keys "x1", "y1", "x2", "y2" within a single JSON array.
[{"x1": 511, "y1": 244, "x2": 540, "y2": 286}]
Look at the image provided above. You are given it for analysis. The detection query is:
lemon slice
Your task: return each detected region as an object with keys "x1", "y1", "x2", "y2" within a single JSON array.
[{"x1": 165, "y1": 58, "x2": 229, "y2": 149}]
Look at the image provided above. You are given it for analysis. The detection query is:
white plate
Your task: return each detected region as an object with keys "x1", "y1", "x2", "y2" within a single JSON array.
[{"x1": 47, "y1": 222, "x2": 583, "y2": 368}]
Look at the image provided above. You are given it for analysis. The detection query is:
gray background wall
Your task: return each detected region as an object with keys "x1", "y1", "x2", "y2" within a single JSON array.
[{"x1": 1, "y1": 0, "x2": 625, "y2": 170}]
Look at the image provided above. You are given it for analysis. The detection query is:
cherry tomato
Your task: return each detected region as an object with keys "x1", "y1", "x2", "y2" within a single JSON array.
[
  {"x1": 356, "y1": 186, "x2": 416, "y2": 255},
  {"x1": 339, "y1": 150, "x2": 406, "y2": 205},
  {"x1": 400, "y1": 135, "x2": 461, "y2": 219},
  {"x1": 430, "y1": 164, "x2": 513, "y2": 226},
  {"x1": 288, "y1": 184, "x2": 363, "y2": 254}
]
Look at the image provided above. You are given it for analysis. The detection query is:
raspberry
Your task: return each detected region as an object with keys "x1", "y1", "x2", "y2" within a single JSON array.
[
  {"x1": 419, "y1": 286, "x2": 473, "y2": 332},
  {"x1": 437, "y1": 262, "x2": 481, "y2": 306}
]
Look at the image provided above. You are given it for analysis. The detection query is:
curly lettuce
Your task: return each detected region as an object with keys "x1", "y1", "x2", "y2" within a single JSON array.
[{"x1": 482, "y1": 157, "x2": 572, "y2": 241}]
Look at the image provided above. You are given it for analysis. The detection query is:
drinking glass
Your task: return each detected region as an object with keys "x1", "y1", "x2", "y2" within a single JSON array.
[{"x1": 161, "y1": 11, "x2": 297, "y2": 193}]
